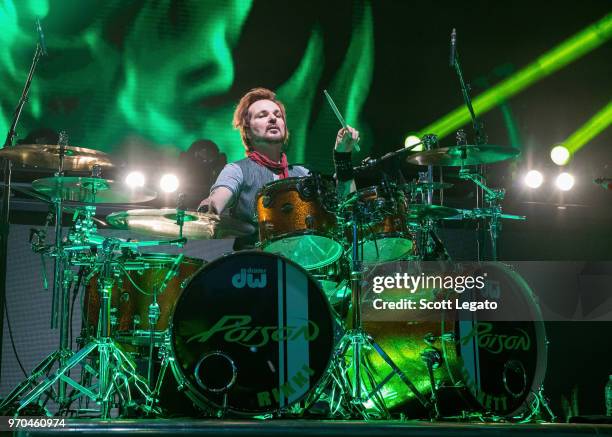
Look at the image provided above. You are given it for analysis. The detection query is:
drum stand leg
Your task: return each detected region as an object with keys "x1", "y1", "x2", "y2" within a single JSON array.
[
  {"x1": 421, "y1": 348, "x2": 442, "y2": 419},
  {"x1": 521, "y1": 385, "x2": 556, "y2": 422},
  {"x1": 312, "y1": 221, "x2": 431, "y2": 418},
  {"x1": 14, "y1": 338, "x2": 156, "y2": 418},
  {"x1": 11, "y1": 264, "x2": 158, "y2": 418}
]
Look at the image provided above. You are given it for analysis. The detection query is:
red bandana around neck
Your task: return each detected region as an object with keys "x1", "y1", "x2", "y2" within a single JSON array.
[{"x1": 247, "y1": 150, "x2": 289, "y2": 179}]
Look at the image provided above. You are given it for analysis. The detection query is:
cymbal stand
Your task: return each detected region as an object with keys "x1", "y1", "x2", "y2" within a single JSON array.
[
  {"x1": 14, "y1": 236, "x2": 158, "y2": 417},
  {"x1": 0, "y1": 35, "x2": 46, "y2": 375},
  {"x1": 459, "y1": 168, "x2": 507, "y2": 261},
  {"x1": 310, "y1": 206, "x2": 431, "y2": 418}
]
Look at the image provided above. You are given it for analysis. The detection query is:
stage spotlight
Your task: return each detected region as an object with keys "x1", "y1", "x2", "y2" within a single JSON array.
[
  {"x1": 404, "y1": 135, "x2": 424, "y2": 151},
  {"x1": 160, "y1": 174, "x2": 180, "y2": 193},
  {"x1": 550, "y1": 145, "x2": 570, "y2": 166},
  {"x1": 124, "y1": 171, "x2": 145, "y2": 188},
  {"x1": 556, "y1": 172, "x2": 575, "y2": 191},
  {"x1": 524, "y1": 170, "x2": 544, "y2": 189}
]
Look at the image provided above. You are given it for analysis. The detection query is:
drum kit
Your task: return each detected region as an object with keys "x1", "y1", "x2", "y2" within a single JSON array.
[{"x1": 0, "y1": 134, "x2": 555, "y2": 422}]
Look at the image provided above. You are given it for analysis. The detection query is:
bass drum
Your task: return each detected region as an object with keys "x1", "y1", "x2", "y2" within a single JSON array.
[
  {"x1": 169, "y1": 251, "x2": 335, "y2": 415},
  {"x1": 361, "y1": 262, "x2": 547, "y2": 418}
]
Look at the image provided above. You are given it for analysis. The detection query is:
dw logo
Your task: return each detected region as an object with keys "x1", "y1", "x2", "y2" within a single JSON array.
[{"x1": 232, "y1": 268, "x2": 267, "y2": 288}]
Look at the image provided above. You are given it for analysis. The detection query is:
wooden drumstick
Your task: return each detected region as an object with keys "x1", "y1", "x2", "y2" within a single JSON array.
[{"x1": 323, "y1": 89, "x2": 360, "y2": 153}]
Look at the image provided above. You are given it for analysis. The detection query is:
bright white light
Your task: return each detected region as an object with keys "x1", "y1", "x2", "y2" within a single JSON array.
[
  {"x1": 556, "y1": 172, "x2": 575, "y2": 191},
  {"x1": 524, "y1": 170, "x2": 544, "y2": 189},
  {"x1": 159, "y1": 174, "x2": 180, "y2": 193},
  {"x1": 125, "y1": 171, "x2": 145, "y2": 188},
  {"x1": 550, "y1": 145, "x2": 570, "y2": 166},
  {"x1": 404, "y1": 135, "x2": 424, "y2": 151}
]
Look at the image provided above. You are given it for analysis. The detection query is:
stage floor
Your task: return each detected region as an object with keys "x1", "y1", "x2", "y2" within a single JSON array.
[{"x1": 7, "y1": 419, "x2": 612, "y2": 437}]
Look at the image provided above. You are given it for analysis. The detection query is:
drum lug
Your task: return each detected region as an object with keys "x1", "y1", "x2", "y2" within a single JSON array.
[
  {"x1": 281, "y1": 202, "x2": 294, "y2": 213},
  {"x1": 262, "y1": 195, "x2": 272, "y2": 208},
  {"x1": 261, "y1": 221, "x2": 275, "y2": 238},
  {"x1": 305, "y1": 215, "x2": 315, "y2": 229}
]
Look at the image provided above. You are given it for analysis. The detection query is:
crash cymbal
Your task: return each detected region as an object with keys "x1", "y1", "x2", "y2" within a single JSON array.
[
  {"x1": 405, "y1": 145, "x2": 520, "y2": 167},
  {"x1": 32, "y1": 176, "x2": 157, "y2": 204},
  {"x1": 0, "y1": 144, "x2": 114, "y2": 171},
  {"x1": 405, "y1": 204, "x2": 462, "y2": 221},
  {"x1": 106, "y1": 208, "x2": 254, "y2": 240},
  {"x1": 402, "y1": 181, "x2": 454, "y2": 192}
]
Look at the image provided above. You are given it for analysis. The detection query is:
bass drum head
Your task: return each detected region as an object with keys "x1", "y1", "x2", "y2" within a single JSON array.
[
  {"x1": 170, "y1": 251, "x2": 335, "y2": 415},
  {"x1": 442, "y1": 263, "x2": 548, "y2": 417}
]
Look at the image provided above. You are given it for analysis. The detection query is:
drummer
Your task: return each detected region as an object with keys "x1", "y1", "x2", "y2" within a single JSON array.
[{"x1": 198, "y1": 87, "x2": 358, "y2": 249}]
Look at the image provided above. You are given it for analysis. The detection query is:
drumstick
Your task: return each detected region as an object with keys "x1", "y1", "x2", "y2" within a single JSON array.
[{"x1": 323, "y1": 90, "x2": 360, "y2": 152}]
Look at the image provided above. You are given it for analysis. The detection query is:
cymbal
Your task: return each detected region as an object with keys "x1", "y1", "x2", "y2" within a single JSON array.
[
  {"x1": 106, "y1": 208, "x2": 254, "y2": 240},
  {"x1": 0, "y1": 144, "x2": 114, "y2": 171},
  {"x1": 32, "y1": 176, "x2": 157, "y2": 204},
  {"x1": 406, "y1": 204, "x2": 462, "y2": 221},
  {"x1": 405, "y1": 145, "x2": 520, "y2": 167},
  {"x1": 402, "y1": 181, "x2": 454, "y2": 192}
]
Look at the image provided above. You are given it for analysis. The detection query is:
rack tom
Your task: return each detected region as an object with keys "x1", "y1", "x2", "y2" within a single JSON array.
[
  {"x1": 256, "y1": 176, "x2": 342, "y2": 270},
  {"x1": 343, "y1": 184, "x2": 415, "y2": 262}
]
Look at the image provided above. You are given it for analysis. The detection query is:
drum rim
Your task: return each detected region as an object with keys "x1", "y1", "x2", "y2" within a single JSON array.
[
  {"x1": 121, "y1": 252, "x2": 204, "y2": 266},
  {"x1": 441, "y1": 261, "x2": 548, "y2": 417},
  {"x1": 260, "y1": 231, "x2": 344, "y2": 268},
  {"x1": 256, "y1": 175, "x2": 336, "y2": 197},
  {"x1": 168, "y1": 250, "x2": 337, "y2": 415}
]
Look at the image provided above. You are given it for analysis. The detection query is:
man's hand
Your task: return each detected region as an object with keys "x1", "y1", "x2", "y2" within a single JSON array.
[
  {"x1": 334, "y1": 126, "x2": 360, "y2": 153},
  {"x1": 197, "y1": 197, "x2": 213, "y2": 213},
  {"x1": 197, "y1": 187, "x2": 234, "y2": 215}
]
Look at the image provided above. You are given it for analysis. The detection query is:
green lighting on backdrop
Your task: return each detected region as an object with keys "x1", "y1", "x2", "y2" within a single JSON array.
[
  {"x1": 418, "y1": 12, "x2": 612, "y2": 141},
  {"x1": 0, "y1": 1, "x2": 374, "y2": 173},
  {"x1": 563, "y1": 101, "x2": 612, "y2": 154}
]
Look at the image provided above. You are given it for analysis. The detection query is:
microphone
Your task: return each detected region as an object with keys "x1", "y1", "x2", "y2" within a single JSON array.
[
  {"x1": 594, "y1": 177, "x2": 612, "y2": 190},
  {"x1": 35, "y1": 18, "x2": 47, "y2": 56},
  {"x1": 449, "y1": 28, "x2": 456, "y2": 68}
]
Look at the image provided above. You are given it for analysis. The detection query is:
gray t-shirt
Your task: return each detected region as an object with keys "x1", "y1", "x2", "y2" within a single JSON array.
[
  {"x1": 211, "y1": 159, "x2": 309, "y2": 224},
  {"x1": 210, "y1": 158, "x2": 309, "y2": 248}
]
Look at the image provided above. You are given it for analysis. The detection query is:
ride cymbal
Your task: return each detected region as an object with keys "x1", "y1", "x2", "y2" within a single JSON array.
[{"x1": 406, "y1": 145, "x2": 520, "y2": 166}]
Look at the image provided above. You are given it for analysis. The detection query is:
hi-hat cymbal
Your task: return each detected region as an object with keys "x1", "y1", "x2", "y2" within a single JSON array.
[
  {"x1": 106, "y1": 208, "x2": 254, "y2": 240},
  {"x1": 406, "y1": 204, "x2": 462, "y2": 221},
  {"x1": 0, "y1": 144, "x2": 114, "y2": 171},
  {"x1": 32, "y1": 176, "x2": 157, "y2": 204},
  {"x1": 405, "y1": 145, "x2": 520, "y2": 166}
]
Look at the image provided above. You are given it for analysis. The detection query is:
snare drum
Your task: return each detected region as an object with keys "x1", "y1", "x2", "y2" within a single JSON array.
[
  {"x1": 256, "y1": 176, "x2": 343, "y2": 270},
  {"x1": 169, "y1": 251, "x2": 335, "y2": 415},
  {"x1": 343, "y1": 185, "x2": 415, "y2": 262},
  {"x1": 84, "y1": 253, "x2": 203, "y2": 346}
]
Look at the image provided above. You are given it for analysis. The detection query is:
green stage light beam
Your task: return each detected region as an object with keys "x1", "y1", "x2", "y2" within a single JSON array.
[
  {"x1": 418, "y1": 12, "x2": 612, "y2": 140},
  {"x1": 564, "y1": 100, "x2": 612, "y2": 154}
]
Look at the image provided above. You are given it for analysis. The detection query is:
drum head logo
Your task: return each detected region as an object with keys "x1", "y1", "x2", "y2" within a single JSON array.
[{"x1": 232, "y1": 268, "x2": 267, "y2": 288}]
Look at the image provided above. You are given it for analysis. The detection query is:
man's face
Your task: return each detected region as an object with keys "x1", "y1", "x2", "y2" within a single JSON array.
[{"x1": 246, "y1": 99, "x2": 286, "y2": 146}]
